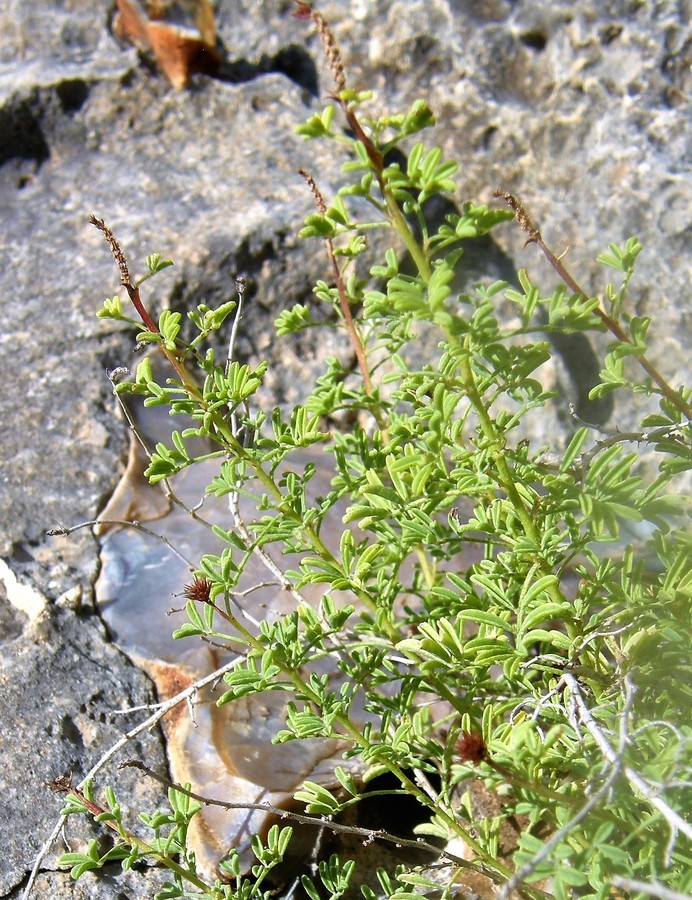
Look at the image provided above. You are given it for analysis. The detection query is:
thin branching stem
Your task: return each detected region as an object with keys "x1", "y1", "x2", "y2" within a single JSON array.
[
  {"x1": 48, "y1": 518, "x2": 195, "y2": 567},
  {"x1": 298, "y1": 168, "x2": 377, "y2": 402},
  {"x1": 123, "y1": 761, "x2": 530, "y2": 892}
]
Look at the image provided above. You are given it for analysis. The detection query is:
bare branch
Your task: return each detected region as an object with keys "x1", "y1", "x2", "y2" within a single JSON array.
[
  {"x1": 611, "y1": 876, "x2": 692, "y2": 900},
  {"x1": 564, "y1": 673, "x2": 692, "y2": 844},
  {"x1": 47, "y1": 518, "x2": 196, "y2": 568},
  {"x1": 121, "y1": 760, "x2": 497, "y2": 880}
]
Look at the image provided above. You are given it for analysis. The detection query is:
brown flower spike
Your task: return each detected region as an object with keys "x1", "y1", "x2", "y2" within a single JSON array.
[{"x1": 293, "y1": 1, "x2": 346, "y2": 95}]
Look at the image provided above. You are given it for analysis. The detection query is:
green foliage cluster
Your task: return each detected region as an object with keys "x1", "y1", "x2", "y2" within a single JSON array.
[{"x1": 58, "y1": 8, "x2": 690, "y2": 900}]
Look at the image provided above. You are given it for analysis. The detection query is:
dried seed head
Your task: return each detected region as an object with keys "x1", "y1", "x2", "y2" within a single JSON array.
[
  {"x1": 107, "y1": 366, "x2": 131, "y2": 384},
  {"x1": 492, "y1": 191, "x2": 541, "y2": 244},
  {"x1": 90, "y1": 214, "x2": 131, "y2": 286},
  {"x1": 182, "y1": 575, "x2": 213, "y2": 603},
  {"x1": 292, "y1": 1, "x2": 313, "y2": 20},
  {"x1": 47, "y1": 773, "x2": 74, "y2": 793},
  {"x1": 299, "y1": 168, "x2": 327, "y2": 215},
  {"x1": 455, "y1": 731, "x2": 489, "y2": 765}
]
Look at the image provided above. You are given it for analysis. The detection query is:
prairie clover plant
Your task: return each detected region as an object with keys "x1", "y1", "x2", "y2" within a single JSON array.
[{"x1": 53, "y1": 5, "x2": 691, "y2": 900}]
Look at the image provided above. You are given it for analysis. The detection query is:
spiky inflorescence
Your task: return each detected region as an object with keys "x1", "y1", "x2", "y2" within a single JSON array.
[
  {"x1": 90, "y1": 214, "x2": 131, "y2": 286},
  {"x1": 182, "y1": 575, "x2": 213, "y2": 603},
  {"x1": 298, "y1": 168, "x2": 327, "y2": 215},
  {"x1": 293, "y1": 2, "x2": 346, "y2": 94},
  {"x1": 492, "y1": 192, "x2": 541, "y2": 244}
]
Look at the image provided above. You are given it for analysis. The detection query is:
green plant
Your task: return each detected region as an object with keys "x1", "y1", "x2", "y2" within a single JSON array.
[{"x1": 47, "y1": 4, "x2": 691, "y2": 899}]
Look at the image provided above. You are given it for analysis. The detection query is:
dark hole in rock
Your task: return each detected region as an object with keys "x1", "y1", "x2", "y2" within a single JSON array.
[
  {"x1": 660, "y1": 36, "x2": 692, "y2": 91},
  {"x1": 0, "y1": 592, "x2": 26, "y2": 643},
  {"x1": 295, "y1": 770, "x2": 443, "y2": 897},
  {"x1": 409, "y1": 33, "x2": 439, "y2": 64},
  {"x1": 0, "y1": 95, "x2": 50, "y2": 168},
  {"x1": 260, "y1": 770, "x2": 444, "y2": 897},
  {"x1": 545, "y1": 326, "x2": 614, "y2": 426},
  {"x1": 55, "y1": 78, "x2": 91, "y2": 114},
  {"x1": 60, "y1": 714, "x2": 84, "y2": 748},
  {"x1": 270, "y1": 45, "x2": 319, "y2": 96},
  {"x1": 382, "y1": 145, "x2": 407, "y2": 177},
  {"x1": 450, "y1": 0, "x2": 511, "y2": 23},
  {"x1": 10, "y1": 542, "x2": 34, "y2": 564},
  {"x1": 353, "y1": 769, "x2": 443, "y2": 840},
  {"x1": 216, "y1": 46, "x2": 319, "y2": 97},
  {"x1": 482, "y1": 124, "x2": 499, "y2": 150},
  {"x1": 518, "y1": 30, "x2": 548, "y2": 52}
]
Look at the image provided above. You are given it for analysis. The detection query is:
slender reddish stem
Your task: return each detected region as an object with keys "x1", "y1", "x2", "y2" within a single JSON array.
[
  {"x1": 124, "y1": 284, "x2": 158, "y2": 334},
  {"x1": 298, "y1": 169, "x2": 375, "y2": 398},
  {"x1": 493, "y1": 193, "x2": 691, "y2": 420}
]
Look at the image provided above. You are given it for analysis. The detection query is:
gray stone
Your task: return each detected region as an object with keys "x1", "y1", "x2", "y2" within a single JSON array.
[
  {"x1": 0, "y1": 0, "x2": 688, "y2": 895},
  {"x1": 5, "y1": 868, "x2": 169, "y2": 900},
  {"x1": 0, "y1": 608, "x2": 166, "y2": 896}
]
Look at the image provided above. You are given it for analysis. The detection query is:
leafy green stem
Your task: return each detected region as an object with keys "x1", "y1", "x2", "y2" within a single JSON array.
[
  {"x1": 385, "y1": 191, "x2": 433, "y2": 281},
  {"x1": 381, "y1": 194, "x2": 575, "y2": 630},
  {"x1": 202, "y1": 601, "x2": 504, "y2": 872},
  {"x1": 493, "y1": 193, "x2": 691, "y2": 420},
  {"x1": 54, "y1": 779, "x2": 214, "y2": 894}
]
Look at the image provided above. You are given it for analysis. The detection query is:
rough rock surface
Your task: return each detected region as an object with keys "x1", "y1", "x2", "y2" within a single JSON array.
[
  {"x1": 0, "y1": 0, "x2": 688, "y2": 896},
  {"x1": 0, "y1": 601, "x2": 166, "y2": 896}
]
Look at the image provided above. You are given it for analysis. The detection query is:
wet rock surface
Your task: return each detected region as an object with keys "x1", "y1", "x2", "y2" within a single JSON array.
[{"x1": 0, "y1": 0, "x2": 688, "y2": 895}]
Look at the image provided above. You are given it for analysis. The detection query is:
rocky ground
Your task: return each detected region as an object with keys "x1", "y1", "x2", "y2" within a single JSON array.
[{"x1": 0, "y1": 1, "x2": 688, "y2": 896}]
